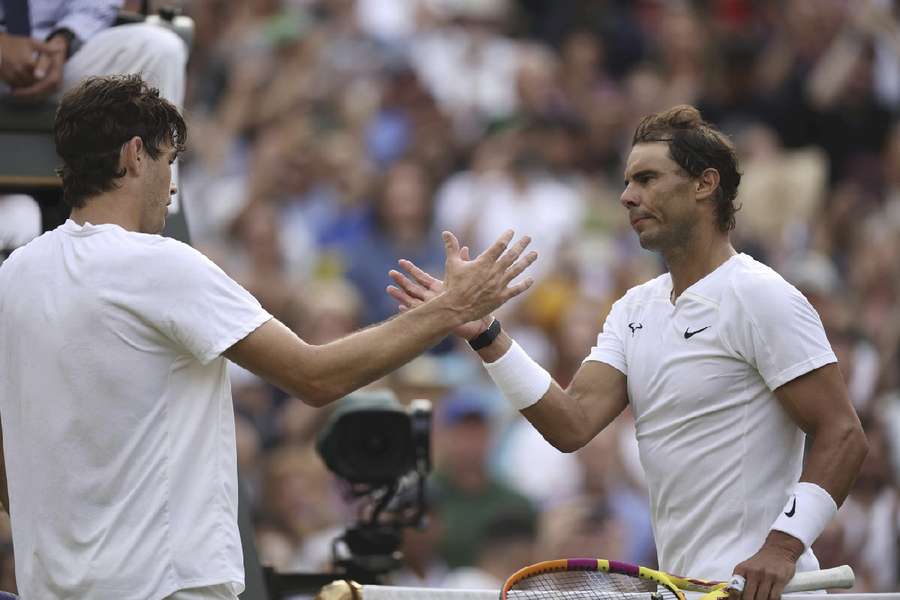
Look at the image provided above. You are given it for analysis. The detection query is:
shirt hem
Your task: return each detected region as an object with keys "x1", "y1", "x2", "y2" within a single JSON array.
[
  {"x1": 198, "y1": 313, "x2": 273, "y2": 366},
  {"x1": 156, "y1": 575, "x2": 245, "y2": 600},
  {"x1": 582, "y1": 353, "x2": 627, "y2": 375},
  {"x1": 766, "y1": 351, "x2": 837, "y2": 391}
]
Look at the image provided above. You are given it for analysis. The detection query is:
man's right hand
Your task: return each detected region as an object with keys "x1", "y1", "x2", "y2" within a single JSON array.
[
  {"x1": 388, "y1": 248, "x2": 492, "y2": 341},
  {"x1": 0, "y1": 33, "x2": 51, "y2": 89},
  {"x1": 391, "y1": 230, "x2": 537, "y2": 332}
]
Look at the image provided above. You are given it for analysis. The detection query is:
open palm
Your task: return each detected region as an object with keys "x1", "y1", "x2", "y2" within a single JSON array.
[{"x1": 387, "y1": 247, "x2": 493, "y2": 340}]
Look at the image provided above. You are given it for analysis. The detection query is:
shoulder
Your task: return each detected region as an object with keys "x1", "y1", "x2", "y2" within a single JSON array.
[
  {"x1": 722, "y1": 254, "x2": 817, "y2": 327},
  {"x1": 0, "y1": 228, "x2": 63, "y2": 284},
  {"x1": 724, "y1": 255, "x2": 802, "y2": 306},
  {"x1": 121, "y1": 233, "x2": 217, "y2": 270},
  {"x1": 99, "y1": 231, "x2": 233, "y2": 296}
]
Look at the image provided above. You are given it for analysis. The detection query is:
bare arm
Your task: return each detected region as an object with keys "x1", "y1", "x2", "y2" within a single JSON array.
[
  {"x1": 387, "y1": 258, "x2": 628, "y2": 450},
  {"x1": 225, "y1": 299, "x2": 462, "y2": 407},
  {"x1": 226, "y1": 231, "x2": 537, "y2": 407},
  {"x1": 777, "y1": 363, "x2": 868, "y2": 504},
  {"x1": 732, "y1": 363, "x2": 868, "y2": 600},
  {"x1": 476, "y1": 332, "x2": 628, "y2": 452}
]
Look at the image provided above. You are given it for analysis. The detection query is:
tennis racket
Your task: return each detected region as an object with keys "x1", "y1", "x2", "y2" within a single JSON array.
[{"x1": 499, "y1": 559, "x2": 855, "y2": 600}]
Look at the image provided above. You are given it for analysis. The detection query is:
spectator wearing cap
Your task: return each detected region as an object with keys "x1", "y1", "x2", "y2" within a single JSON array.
[{"x1": 430, "y1": 387, "x2": 536, "y2": 569}]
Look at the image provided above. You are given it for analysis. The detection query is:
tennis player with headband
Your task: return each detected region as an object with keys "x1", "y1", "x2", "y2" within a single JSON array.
[{"x1": 388, "y1": 105, "x2": 869, "y2": 600}]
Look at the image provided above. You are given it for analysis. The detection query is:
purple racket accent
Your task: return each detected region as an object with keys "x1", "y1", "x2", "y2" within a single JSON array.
[
  {"x1": 567, "y1": 558, "x2": 599, "y2": 571},
  {"x1": 608, "y1": 560, "x2": 640, "y2": 577}
]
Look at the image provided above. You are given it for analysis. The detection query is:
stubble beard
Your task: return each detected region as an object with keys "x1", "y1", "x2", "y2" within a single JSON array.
[{"x1": 638, "y1": 215, "x2": 695, "y2": 256}]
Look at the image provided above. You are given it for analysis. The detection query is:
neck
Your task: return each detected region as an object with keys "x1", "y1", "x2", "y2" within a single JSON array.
[
  {"x1": 663, "y1": 229, "x2": 736, "y2": 301},
  {"x1": 70, "y1": 190, "x2": 141, "y2": 232}
]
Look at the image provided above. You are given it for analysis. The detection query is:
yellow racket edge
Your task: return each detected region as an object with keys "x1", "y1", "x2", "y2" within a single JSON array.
[{"x1": 499, "y1": 558, "x2": 687, "y2": 600}]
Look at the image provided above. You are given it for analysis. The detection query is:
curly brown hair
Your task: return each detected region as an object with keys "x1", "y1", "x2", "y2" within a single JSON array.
[
  {"x1": 632, "y1": 105, "x2": 741, "y2": 232},
  {"x1": 54, "y1": 74, "x2": 187, "y2": 209}
]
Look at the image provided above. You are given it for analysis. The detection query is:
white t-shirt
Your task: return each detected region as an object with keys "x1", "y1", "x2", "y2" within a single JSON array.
[
  {"x1": 586, "y1": 253, "x2": 837, "y2": 580},
  {"x1": 0, "y1": 220, "x2": 272, "y2": 600}
]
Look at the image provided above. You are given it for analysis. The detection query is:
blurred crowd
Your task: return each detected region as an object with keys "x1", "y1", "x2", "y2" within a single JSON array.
[{"x1": 3, "y1": 0, "x2": 900, "y2": 595}]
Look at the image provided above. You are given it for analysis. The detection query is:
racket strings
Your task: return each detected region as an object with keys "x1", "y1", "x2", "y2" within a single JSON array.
[{"x1": 506, "y1": 570, "x2": 681, "y2": 600}]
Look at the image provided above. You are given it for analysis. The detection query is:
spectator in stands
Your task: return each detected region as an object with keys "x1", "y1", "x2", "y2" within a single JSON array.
[
  {"x1": 430, "y1": 387, "x2": 536, "y2": 569},
  {"x1": 442, "y1": 511, "x2": 538, "y2": 589},
  {"x1": 341, "y1": 158, "x2": 445, "y2": 325},
  {"x1": 0, "y1": 0, "x2": 185, "y2": 103}
]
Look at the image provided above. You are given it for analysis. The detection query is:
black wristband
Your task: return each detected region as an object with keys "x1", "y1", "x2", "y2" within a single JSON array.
[{"x1": 468, "y1": 319, "x2": 501, "y2": 350}]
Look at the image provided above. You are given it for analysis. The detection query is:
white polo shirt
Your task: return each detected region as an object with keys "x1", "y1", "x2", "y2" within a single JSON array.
[
  {"x1": 0, "y1": 220, "x2": 271, "y2": 600},
  {"x1": 586, "y1": 253, "x2": 837, "y2": 580}
]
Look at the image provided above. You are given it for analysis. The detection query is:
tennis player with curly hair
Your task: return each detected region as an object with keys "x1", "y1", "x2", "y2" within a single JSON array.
[{"x1": 0, "y1": 74, "x2": 537, "y2": 600}]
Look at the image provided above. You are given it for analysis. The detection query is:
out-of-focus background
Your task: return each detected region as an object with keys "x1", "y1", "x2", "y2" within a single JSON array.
[{"x1": 3, "y1": 0, "x2": 900, "y2": 594}]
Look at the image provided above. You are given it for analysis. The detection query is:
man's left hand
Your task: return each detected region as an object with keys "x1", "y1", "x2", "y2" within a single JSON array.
[
  {"x1": 388, "y1": 249, "x2": 494, "y2": 341},
  {"x1": 11, "y1": 34, "x2": 69, "y2": 101},
  {"x1": 730, "y1": 531, "x2": 804, "y2": 600}
]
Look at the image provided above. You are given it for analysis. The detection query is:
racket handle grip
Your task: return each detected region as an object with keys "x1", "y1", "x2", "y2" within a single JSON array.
[
  {"x1": 729, "y1": 565, "x2": 854, "y2": 595},
  {"x1": 728, "y1": 575, "x2": 746, "y2": 593},
  {"x1": 784, "y1": 565, "x2": 855, "y2": 593}
]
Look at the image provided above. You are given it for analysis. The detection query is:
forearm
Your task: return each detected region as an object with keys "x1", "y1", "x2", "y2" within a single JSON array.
[
  {"x1": 806, "y1": 21, "x2": 878, "y2": 110},
  {"x1": 519, "y1": 384, "x2": 596, "y2": 453},
  {"x1": 477, "y1": 333, "x2": 623, "y2": 452},
  {"x1": 299, "y1": 293, "x2": 463, "y2": 404},
  {"x1": 799, "y1": 418, "x2": 868, "y2": 505}
]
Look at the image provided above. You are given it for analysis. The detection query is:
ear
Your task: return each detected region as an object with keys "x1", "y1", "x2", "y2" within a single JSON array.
[
  {"x1": 120, "y1": 136, "x2": 145, "y2": 177},
  {"x1": 695, "y1": 167, "x2": 720, "y2": 201}
]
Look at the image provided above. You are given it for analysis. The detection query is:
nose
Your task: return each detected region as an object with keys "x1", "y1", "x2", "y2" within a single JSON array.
[{"x1": 620, "y1": 183, "x2": 639, "y2": 208}]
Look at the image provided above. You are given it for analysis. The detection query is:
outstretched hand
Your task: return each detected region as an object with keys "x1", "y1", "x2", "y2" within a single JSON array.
[
  {"x1": 388, "y1": 246, "x2": 488, "y2": 340},
  {"x1": 387, "y1": 230, "x2": 537, "y2": 338}
]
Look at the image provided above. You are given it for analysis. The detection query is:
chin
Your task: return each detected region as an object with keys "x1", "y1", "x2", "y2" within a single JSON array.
[{"x1": 637, "y1": 232, "x2": 661, "y2": 251}]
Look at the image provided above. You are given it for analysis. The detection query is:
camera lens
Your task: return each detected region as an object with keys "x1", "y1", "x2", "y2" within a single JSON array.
[
  {"x1": 362, "y1": 433, "x2": 389, "y2": 455},
  {"x1": 321, "y1": 410, "x2": 414, "y2": 484}
]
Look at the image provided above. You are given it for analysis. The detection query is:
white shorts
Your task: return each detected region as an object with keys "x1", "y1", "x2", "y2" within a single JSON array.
[{"x1": 165, "y1": 583, "x2": 240, "y2": 600}]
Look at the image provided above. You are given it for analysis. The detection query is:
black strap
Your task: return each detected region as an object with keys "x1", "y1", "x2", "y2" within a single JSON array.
[
  {"x1": 1, "y1": 0, "x2": 30, "y2": 36},
  {"x1": 468, "y1": 318, "x2": 501, "y2": 351}
]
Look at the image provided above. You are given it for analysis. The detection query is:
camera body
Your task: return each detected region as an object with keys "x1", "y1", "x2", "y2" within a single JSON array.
[
  {"x1": 316, "y1": 394, "x2": 431, "y2": 486},
  {"x1": 315, "y1": 391, "x2": 433, "y2": 581}
]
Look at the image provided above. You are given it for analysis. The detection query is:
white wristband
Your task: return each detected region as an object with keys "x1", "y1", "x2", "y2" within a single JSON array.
[
  {"x1": 770, "y1": 482, "x2": 837, "y2": 549},
  {"x1": 483, "y1": 340, "x2": 552, "y2": 411}
]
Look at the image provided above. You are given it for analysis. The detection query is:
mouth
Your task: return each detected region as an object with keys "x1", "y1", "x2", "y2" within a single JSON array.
[{"x1": 630, "y1": 215, "x2": 652, "y2": 226}]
